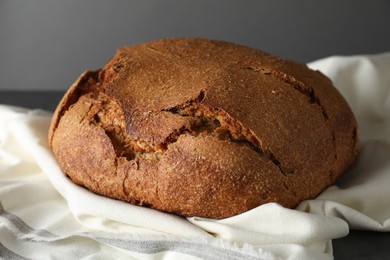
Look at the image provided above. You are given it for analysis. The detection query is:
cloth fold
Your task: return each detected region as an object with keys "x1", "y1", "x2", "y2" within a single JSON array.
[{"x1": 1, "y1": 53, "x2": 390, "y2": 259}]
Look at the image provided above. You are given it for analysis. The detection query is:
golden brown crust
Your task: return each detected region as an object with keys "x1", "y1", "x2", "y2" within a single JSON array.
[{"x1": 49, "y1": 38, "x2": 359, "y2": 219}]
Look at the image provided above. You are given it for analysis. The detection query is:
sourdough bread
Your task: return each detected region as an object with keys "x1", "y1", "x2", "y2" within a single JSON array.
[{"x1": 49, "y1": 38, "x2": 359, "y2": 219}]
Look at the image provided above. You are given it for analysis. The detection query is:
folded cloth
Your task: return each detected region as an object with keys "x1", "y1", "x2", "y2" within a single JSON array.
[
  {"x1": 1, "y1": 53, "x2": 390, "y2": 259},
  {"x1": 299, "y1": 53, "x2": 390, "y2": 232}
]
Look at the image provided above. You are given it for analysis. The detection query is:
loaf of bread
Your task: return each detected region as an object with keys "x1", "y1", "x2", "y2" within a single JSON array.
[{"x1": 49, "y1": 38, "x2": 358, "y2": 219}]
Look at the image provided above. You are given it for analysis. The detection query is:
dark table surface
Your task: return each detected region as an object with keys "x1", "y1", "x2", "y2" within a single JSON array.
[{"x1": 1, "y1": 90, "x2": 390, "y2": 260}]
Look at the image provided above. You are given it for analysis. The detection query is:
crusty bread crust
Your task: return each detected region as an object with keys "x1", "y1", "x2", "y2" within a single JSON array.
[{"x1": 49, "y1": 38, "x2": 359, "y2": 219}]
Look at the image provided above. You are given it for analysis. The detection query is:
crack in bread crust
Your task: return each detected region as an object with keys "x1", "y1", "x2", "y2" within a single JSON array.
[
  {"x1": 243, "y1": 67, "x2": 325, "y2": 110},
  {"x1": 243, "y1": 66, "x2": 337, "y2": 176},
  {"x1": 161, "y1": 91, "x2": 295, "y2": 175},
  {"x1": 48, "y1": 70, "x2": 101, "y2": 147},
  {"x1": 78, "y1": 87, "x2": 298, "y2": 179}
]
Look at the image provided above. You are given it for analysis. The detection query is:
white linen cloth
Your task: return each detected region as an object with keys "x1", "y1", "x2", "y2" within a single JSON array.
[{"x1": 1, "y1": 53, "x2": 390, "y2": 259}]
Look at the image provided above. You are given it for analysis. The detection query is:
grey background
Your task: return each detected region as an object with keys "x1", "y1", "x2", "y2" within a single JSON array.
[{"x1": 1, "y1": 0, "x2": 389, "y2": 90}]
